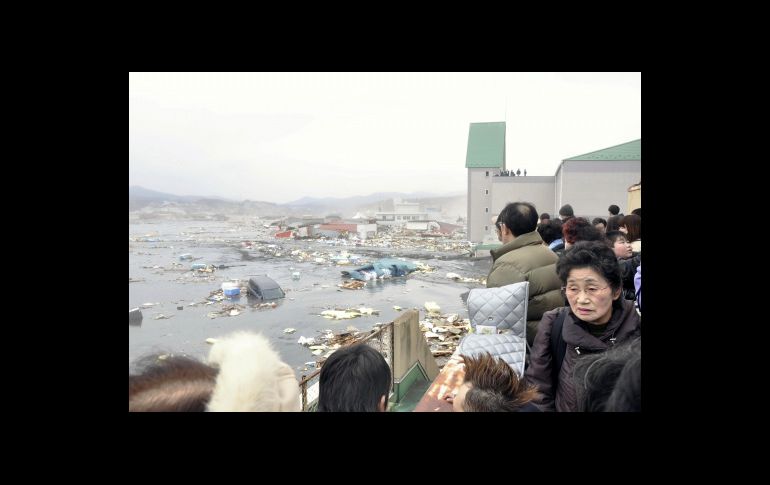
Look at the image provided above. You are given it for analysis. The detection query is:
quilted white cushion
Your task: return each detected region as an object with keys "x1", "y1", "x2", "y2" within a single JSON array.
[
  {"x1": 467, "y1": 281, "x2": 529, "y2": 337},
  {"x1": 457, "y1": 333, "x2": 527, "y2": 377}
]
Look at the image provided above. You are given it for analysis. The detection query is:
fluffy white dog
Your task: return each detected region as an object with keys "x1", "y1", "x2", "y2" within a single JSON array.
[{"x1": 207, "y1": 331, "x2": 301, "y2": 412}]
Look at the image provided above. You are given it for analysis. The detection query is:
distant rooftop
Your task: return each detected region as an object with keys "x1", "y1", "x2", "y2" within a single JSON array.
[
  {"x1": 564, "y1": 139, "x2": 641, "y2": 161},
  {"x1": 465, "y1": 122, "x2": 506, "y2": 168}
]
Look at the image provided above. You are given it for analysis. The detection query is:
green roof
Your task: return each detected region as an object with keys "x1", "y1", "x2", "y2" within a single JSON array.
[
  {"x1": 564, "y1": 139, "x2": 641, "y2": 161},
  {"x1": 465, "y1": 122, "x2": 506, "y2": 168}
]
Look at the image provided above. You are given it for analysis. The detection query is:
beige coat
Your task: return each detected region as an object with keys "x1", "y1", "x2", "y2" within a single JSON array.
[{"x1": 487, "y1": 230, "x2": 564, "y2": 345}]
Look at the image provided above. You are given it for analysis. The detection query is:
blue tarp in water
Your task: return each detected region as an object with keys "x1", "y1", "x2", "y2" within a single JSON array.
[{"x1": 341, "y1": 258, "x2": 418, "y2": 281}]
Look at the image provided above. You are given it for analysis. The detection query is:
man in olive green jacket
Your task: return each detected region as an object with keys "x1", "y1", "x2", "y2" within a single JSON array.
[{"x1": 488, "y1": 202, "x2": 564, "y2": 346}]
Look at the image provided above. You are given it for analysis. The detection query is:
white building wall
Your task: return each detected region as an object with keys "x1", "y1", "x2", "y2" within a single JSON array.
[
  {"x1": 554, "y1": 165, "x2": 564, "y2": 215},
  {"x1": 490, "y1": 176, "x2": 555, "y2": 222},
  {"x1": 356, "y1": 223, "x2": 378, "y2": 239},
  {"x1": 405, "y1": 221, "x2": 430, "y2": 231},
  {"x1": 467, "y1": 168, "x2": 495, "y2": 242},
  {"x1": 375, "y1": 212, "x2": 429, "y2": 225},
  {"x1": 557, "y1": 160, "x2": 641, "y2": 221}
]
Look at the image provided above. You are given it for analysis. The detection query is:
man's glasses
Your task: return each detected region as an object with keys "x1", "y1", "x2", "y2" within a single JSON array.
[{"x1": 562, "y1": 285, "x2": 610, "y2": 298}]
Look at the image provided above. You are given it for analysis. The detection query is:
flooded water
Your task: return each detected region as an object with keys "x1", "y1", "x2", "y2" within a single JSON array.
[{"x1": 129, "y1": 219, "x2": 491, "y2": 377}]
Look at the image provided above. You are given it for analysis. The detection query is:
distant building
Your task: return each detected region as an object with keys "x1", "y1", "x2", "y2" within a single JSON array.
[
  {"x1": 316, "y1": 222, "x2": 377, "y2": 239},
  {"x1": 375, "y1": 198, "x2": 429, "y2": 226},
  {"x1": 627, "y1": 182, "x2": 641, "y2": 213},
  {"x1": 466, "y1": 121, "x2": 641, "y2": 243}
]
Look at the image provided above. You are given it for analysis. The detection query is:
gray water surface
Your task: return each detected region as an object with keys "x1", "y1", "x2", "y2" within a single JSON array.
[{"x1": 129, "y1": 219, "x2": 490, "y2": 377}]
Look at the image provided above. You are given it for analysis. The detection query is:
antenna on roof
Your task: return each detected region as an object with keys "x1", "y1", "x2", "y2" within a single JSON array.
[{"x1": 504, "y1": 96, "x2": 508, "y2": 122}]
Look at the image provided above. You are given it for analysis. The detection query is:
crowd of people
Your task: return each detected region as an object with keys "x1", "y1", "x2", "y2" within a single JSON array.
[
  {"x1": 494, "y1": 168, "x2": 527, "y2": 177},
  {"x1": 130, "y1": 201, "x2": 641, "y2": 412}
]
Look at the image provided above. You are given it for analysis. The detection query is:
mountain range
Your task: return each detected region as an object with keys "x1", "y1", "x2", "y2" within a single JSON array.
[{"x1": 129, "y1": 186, "x2": 466, "y2": 220}]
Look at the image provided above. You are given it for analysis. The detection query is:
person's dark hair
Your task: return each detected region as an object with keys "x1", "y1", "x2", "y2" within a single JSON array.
[
  {"x1": 540, "y1": 212, "x2": 551, "y2": 221},
  {"x1": 606, "y1": 215, "x2": 623, "y2": 232},
  {"x1": 561, "y1": 217, "x2": 605, "y2": 245},
  {"x1": 318, "y1": 343, "x2": 391, "y2": 412},
  {"x1": 461, "y1": 353, "x2": 539, "y2": 412},
  {"x1": 500, "y1": 202, "x2": 538, "y2": 237},
  {"x1": 608, "y1": 204, "x2": 620, "y2": 216},
  {"x1": 556, "y1": 240, "x2": 622, "y2": 291},
  {"x1": 620, "y1": 214, "x2": 642, "y2": 243},
  {"x1": 631, "y1": 208, "x2": 641, "y2": 217},
  {"x1": 537, "y1": 220, "x2": 563, "y2": 245},
  {"x1": 573, "y1": 337, "x2": 641, "y2": 412},
  {"x1": 592, "y1": 217, "x2": 607, "y2": 228},
  {"x1": 605, "y1": 230, "x2": 628, "y2": 246},
  {"x1": 129, "y1": 355, "x2": 218, "y2": 412},
  {"x1": 606, "y1": 340, "x2": 641, "y2": 412},
  {"x1": 558, "y1": 204, "x2": 574, "y2": 219}
]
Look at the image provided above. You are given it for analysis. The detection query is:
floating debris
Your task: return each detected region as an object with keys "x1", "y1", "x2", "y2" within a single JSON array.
[
  {"x1": 254, "y1": 302, "x2": 278, "y2": 309},
  {"x1": 414, "y1": 262, "x2": 435, "y2": 272},
  {"x1": 445, "y1": 272, "x2": 486, "y2": 284},
  {"x1": 424, "y1": 301, "x2": 441, "y2": 314},
  {"x1": 418, "y1": 309, "x2": 472, "y2": 360},
  {"x1": 283, "y1": 328, "x2": 296, "y2": 334},
  {"x1": 339, "y1": 280, "x2": 366, "y2": 290},
  {"x1": 298, "y1": 336, "x2": 317, "y2": 346},
  {"x1": 321, "y1": 310, "x2": 359, "y2": 319},
  {"x1": 206, "y1": 304, "x2": 246, "y2": 319},
  {"x1": 205, "y1": 338, "x2": 218, "y2": 345},
  {"x1": 129, "y1": 308, "x2": 143, "y2": 323}
]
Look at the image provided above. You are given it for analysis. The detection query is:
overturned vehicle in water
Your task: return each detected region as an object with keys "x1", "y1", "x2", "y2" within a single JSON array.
[
  {"x1": 341, "y1": 258, "x2": 418, "y2": 281},
  {"x1": 247, "y1": 275, "x2": 286, "y2": 300}
]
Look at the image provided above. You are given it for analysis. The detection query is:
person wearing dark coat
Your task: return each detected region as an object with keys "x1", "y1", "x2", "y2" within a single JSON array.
[
  {"x1": 608, "y1": 204, "x2": 623, "y2": 217},
  {"x1": 606, "y1": 230, "x2": 641, "y2": 301},
  {"x1": 525, "y1": 241, "x2": 641, "y2": 412},
  {"x1": 573, "y1": 336, "x2": 641, "y2": 412},
  {"x1": 558, "y1": 204, "x2": 575, "y2": 222}
]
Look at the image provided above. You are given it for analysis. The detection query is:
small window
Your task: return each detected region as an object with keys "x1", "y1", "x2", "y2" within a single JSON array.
[
  {"x1": 485, "y1": 207, "x2": 489, "y2": 213},
  {"x1": 485, "y1": 171, "x2": 489, "y2": 177},
  {"x1": 485, "y1": 189, "x2": 489, "y2": 195}
]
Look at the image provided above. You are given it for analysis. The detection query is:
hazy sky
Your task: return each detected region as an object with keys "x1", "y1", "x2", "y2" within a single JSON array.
[{"x1": 129, "y1": 72, "x2": 641, "y2": 204}]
